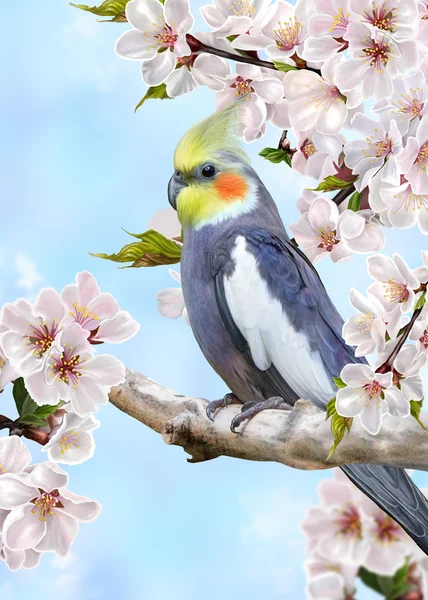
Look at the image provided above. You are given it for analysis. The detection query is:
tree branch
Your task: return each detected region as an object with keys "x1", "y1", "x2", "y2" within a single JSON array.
[{"x1": 109, "y1": 369, "x2": 428, "y2": 471}]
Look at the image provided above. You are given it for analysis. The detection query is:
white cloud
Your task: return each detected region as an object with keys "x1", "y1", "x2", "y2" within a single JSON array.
[{"x1": 15, "y1": 253, "x2": 42, "y2": 292}]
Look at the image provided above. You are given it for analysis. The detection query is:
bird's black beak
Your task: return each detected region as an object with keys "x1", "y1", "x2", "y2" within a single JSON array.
[{"x1": 168, "y1": 170, "x2": 187, "y2": 211}]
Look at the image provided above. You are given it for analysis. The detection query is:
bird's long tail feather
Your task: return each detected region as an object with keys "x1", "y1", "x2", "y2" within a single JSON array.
[{"x1": 342, "y1": 463, "x2": 428, "y2": 553}]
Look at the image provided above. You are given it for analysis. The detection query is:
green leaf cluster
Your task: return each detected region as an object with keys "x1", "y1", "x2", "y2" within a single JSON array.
[
  {"x1": 91, "y1": 229, "x2": 182, "y2": 268},
  {"x1": 358, "y1": 562, "x2": 411, "y2": 599},
  {"x1": 135, "y1": 84, "x2": 171, "y2": 113},
  {"x1": 325, "y1": 395, "x2": 353, "y2": 461},
  {"x1": 311, "y1": 175, "x2": 357, "y2": 193},
  {"x1": 13, "y1": 378, "x2": 61, "y2": 427},
  {"x1": 259, "y1": 147, "x2": 292, "y2": 167},
  {"x1": 70, "y1": 0, "x2": 129, "y2": 17}
]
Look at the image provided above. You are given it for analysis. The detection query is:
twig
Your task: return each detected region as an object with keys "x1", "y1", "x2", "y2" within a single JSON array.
[
  {"x1": 331, "y1": 184, "x2": 356, "y2": 206},
  {"x1": 186, "y1": 35, "x2": 322, "y2": 75}
]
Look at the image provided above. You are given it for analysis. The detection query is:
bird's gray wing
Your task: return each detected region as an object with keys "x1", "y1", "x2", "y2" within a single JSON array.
[
  {"x1": 211, "y1": 226, "x2": 362, "y2": 408},
  {"x1": 211, "y1": 226, "x2": 428, "y2": 555}
]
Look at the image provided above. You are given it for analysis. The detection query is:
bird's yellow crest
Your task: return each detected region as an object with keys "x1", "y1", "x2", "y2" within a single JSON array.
[{"x1": 174, "y1": 101, "x2": 251, "y2": 175}]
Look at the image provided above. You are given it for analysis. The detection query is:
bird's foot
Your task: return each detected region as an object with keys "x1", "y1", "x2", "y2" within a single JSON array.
[
  {"x1": 206, "y1": 393, "x2": 241, "y2": 422},
  {"x1": 230, "y1": 396, "x2": 292, "y2": 434}
]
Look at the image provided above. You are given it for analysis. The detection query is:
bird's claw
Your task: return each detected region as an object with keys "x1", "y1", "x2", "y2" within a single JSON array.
[
  {"x1": 230, "y1": 396, "x2": 292, "y2": 434},
  {"x1": 206, "y1": 393, "x2": 240, "y2": 422}
]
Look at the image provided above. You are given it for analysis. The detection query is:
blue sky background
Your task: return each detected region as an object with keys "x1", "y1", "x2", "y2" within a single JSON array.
[{"x1": 1, "y1": 1, "x2": 428, "y2": 598}]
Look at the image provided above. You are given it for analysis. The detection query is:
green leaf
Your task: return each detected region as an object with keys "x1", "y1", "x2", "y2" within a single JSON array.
[
  {"x1": 325, "y1": 397, "x2": 353, "y2": 461},
  {"x1": 347, "y1": 190, "x2": 361, "y2": 212},
  {"x1": 91, "y1": 229, "x2": 182, "y2": 268},
  {"x1": 259, "y1": 147, "x2": 292, "y2": 167},
  {"x1": 359, "y1": 562, "x2": 411, "y2": 600},
  {"x1": 273, "y1": 61, "x2": 298, "y2": 73},
  {"x1": 333, "y1": 376, "x2": 347, "y2": 389},
  {"x1": 410, "y1": 398, "x2": 426, "y2": 429},
  {"x1": 310, "y1": 175, "x2": 357, "y2": 193},
  {"x1": 13, "y1": 378, "x2": 38, "y2": 417},
  {"x1": 358, "y1": 567, "x2": 384, "y2": 595},
  {"x1": 415, "y1": 290, "x2": 427, "y2": 310},
  {"x1": 135, "y1": 84, "x2": 171, "y2": 113},
  {"x1": 325, "y1": 397, "x2": 337, "y2": 420},
  {"x1": 18, "y1": 403, "x2": 62, "y2": 427},
  {"x1": 70, "y1": 0, "x2": 129, "y2": 16}
]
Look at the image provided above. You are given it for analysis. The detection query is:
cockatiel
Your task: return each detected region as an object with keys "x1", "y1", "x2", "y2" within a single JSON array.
[{"x1": 167, "y1": 103, "x2": 428, "y2": 554}]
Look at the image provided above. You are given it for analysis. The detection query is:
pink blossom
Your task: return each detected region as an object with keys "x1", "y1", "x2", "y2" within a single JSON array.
[
  {"x1": 344, "y1": 113, "x2": 403, "y2": 190},
  {"x1": 342, "y1": 288, "x2": 387, "y2": 357},
  {"x1": 0, "y1": 289, "x2": 65, "y2": 376},
  {"x1": 336, "y1": 23, "x2": 418, "y2": 100},
  {"x1": 115, "y1": 0, "x2": 194, "y2": 87},
  {"x1": 61, "y1": 271, "x2": 139, "y2": 345},
  {"x1": 367, "y1": 253, "x2": 420, "y2": 314},
  {"x1": 292, "y1": 130, "x2": 342, "y2": 180},
  {"x1": 336, "y1": 363, "x2": 409, "y2": 434},
  {"x1": 290, "y1": 197, "x2": 352, "y2": 264},
  {"x1": 0, "y1": 462, "x2": 100, "y2": 557},
  {"x1": 156, "y1": 269, "x2": 189, "y2": 324},
  {"x1": 397, "y1": 114, "x2": 428, "y2": 195},
  {"x1": 231, "y1": 0, "x2": 313, "y2": 60},
  {"x1": 360, "y1": 494, "x2": 415, "y2": 574},
  {"x1": 25, "y1": 323, "x2": 125, "y2": 417},
  {"x1": 302, "y1": 470, "x2": 369, "y2": 563},
  {"x1": 200, "y1": 0, "x2": 273, "y2": 38}
]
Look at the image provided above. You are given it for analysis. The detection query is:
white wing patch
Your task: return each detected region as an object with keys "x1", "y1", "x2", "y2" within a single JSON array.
[{"x1": 223, "y1": 236, "x2": 335, "y2": 404}]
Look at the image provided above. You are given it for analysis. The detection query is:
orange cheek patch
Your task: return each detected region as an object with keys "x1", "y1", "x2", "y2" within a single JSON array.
[{"x1": 213, "y1": 173, "x2": 249, "y2": 203}]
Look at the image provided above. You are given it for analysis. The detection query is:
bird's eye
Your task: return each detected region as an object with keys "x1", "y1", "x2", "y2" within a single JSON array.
[{"x1": 202, "y1": 164, "x2": 216, "y2": 179}]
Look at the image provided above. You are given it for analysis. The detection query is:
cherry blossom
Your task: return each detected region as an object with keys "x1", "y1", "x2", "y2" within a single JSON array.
[
  {"x1": 360, "y1": 494, "x2": 415, "y2": 574},
  {"x1": 379, "y1": 177, "x2": 428, "y2": 232},
  {"x1": 0, "y1": 462, "x2": 100, "y2": 557},
  {"x1": 335, "y1": 24, "x2": 418, "y2": 100},
  {"x1": 342, "y1": 288, "x2": 387, "y2": 357},
  {"x1": 61, "y1": 271, "x2": 139, "y2": 345},
  {"x1": 373, "y1": 70, "x2": 428, "y2": 135},
  {"x1": 231, "y1": 0, "x2": 313, "y2": 60},
  {"x1": 292, "y1": 130, "x2": 342, "y2": 180},
  {"x1": 284, "y1": 56, "x2": 362, "y2": 135},
  {"x1": 392, "y1": 344, "x2": 427, "y2": 401},
  {"x1": 290, "y1": 197, "x2": 352, "y2": 264},
  {"x1": 409, "y1": 304, "x2": 428, "y2": 352},
  {"x1": 344, "y1": 113, "x2": 403, "y2": 190},
  {"x1": 0, "y1": 349, "x2": 17, "y2": 391},
  {"x1": 0, "y1": 289, "x2": 65, "y2": 376},
  {"x1": 115, "y1": 0, "x2": 194, "y2": 87},
  {"x1": 367, "y1": 253, "x2": 420, "y2": 314},
  {"x1": 337, "y1": 209, "x2": 385, "y2": 253},
  {"x1": 397, "y1": 114, "x2": 428, "y2": 194},
  {"x1": 301, "y1": 470, "x2": 369, "y2": 563},
  {"x1": 165, "y1": 53, "x2": 231, "y2": 98},
  {"x1": 156, "y1": 269, "x2": 189, "y2": 324},
  {"x1": 336, "y1": 363, "x2": 409, "y2": 435},
  {"x1": 0, "y1": 436, "x2": 32, "y2": 477},
  {"x1": 297, "y1": 189, "x2": 317, "y2": 214},
  {"x1": 25, "y1": 323, "x2": 125, "y2": 417},
  {"x1": 215, "y1": 64, "x2": 284, "y2": 141},
  {"x1": 305, "y1": 0, "x2": 351, "y2": 50},
  {"x1": 200, "y1": 0, "x2": 273, "y2": 38},
  {"x1": 0, "y1": 539, "x2": 41, "y2": 572},
  {"x1": 42, "y1": 412, "x2": 100, "y2": 466},
  {"x1": 306, "y1": 550, "x2": 358, "y2": 599},
  {"x1": 306, "y1": 573, "x2": 349, "y2": 600},
  {"x1": 352, "y1": 0, "x2": 419, "y2": 40}
]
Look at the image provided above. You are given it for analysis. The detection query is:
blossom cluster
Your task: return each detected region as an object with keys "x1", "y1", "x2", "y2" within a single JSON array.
[
  {"x1": 337, "y1": 251, "x2": 428, "y2": 435},
  {"x1": 302, "y1": 469, "x2": 428, "y2": 599},
  {"x1": 113, "y1": 0, "x2": 428, "y2": 261},
  {"x1": 0, "y1": 272, "x2": 139, "y2": 569}
]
